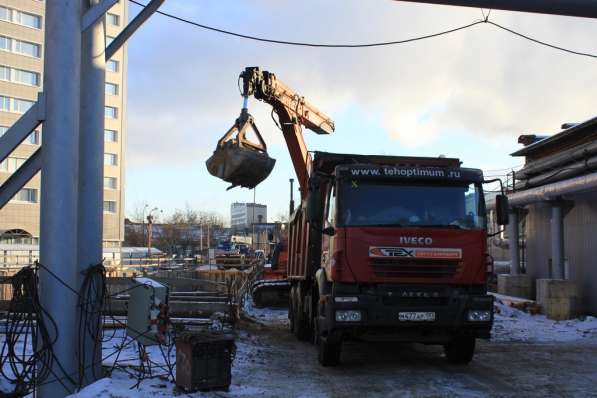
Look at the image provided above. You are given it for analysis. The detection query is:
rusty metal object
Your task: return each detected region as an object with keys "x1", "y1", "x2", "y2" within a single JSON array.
[
  {"x1": 175, "y1": 332, "x2": 235, "y2": 392},
  {"x1": 206, "y1": 109, "x2": 276, "y2": 190}
]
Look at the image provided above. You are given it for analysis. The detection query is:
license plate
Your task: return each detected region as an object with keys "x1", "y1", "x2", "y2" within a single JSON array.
[{"x1": 399, "y1": 312, "x2": 436, "y2": 322}]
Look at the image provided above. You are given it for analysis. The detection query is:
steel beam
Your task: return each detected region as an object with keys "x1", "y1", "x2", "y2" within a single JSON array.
[
  {"x1": 396, "y1": 0, "x2": 597, "y2": 19},
  {"x1": 39, "y1": 1, "x2": 82, "y2": 396},
  {"x1": 0, "y1": 149, "x2": 41, "y2": 209},
  {"x1": 105, "y1": 0, "x2": 164, "y2": 60},
  {"x1": 81, "y1": 0, "x2": 118, "y2": 31},
  {"x1": 77, "y1": 0, "x2": 106, "y2": 387},
  {"x1": 0, "y1": 93, "x2": 44, "y2": 163}
]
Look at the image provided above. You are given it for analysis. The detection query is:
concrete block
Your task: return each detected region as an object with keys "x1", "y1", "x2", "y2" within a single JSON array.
[
  {"x1": 497, "y1": 274, "x2": 532, "y2": 299},
  {"x1": 536, "y1": 279, "x2": 578, "y2": 320}
]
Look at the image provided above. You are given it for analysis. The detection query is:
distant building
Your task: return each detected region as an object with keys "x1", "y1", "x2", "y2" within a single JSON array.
[
  {"x1": 230, "y1": 202, "x2": 267, "y2": 230},
  {"x1": 0, "y1": 0, "x2": 128, "y2": 248},
  {"x1": 489, "y1": 116, "x2": 597, "y2": 314}
]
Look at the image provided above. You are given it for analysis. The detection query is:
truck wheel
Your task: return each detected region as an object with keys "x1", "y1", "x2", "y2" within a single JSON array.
[
  {"x1": 317, "y1": 333, "x2": 341, "y2": 367},
  {"x1": 292, "y1": 288, "x2": 310, "y2": 341},
  {"x1": 443, "y1": 337, "x2": 476, "y2": 365}
]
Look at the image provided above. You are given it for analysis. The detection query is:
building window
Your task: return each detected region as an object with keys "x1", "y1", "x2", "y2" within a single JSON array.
[
  {"x1": 0, "y1": 65, "x2": 9, "y2": 81},
  {"x1": 0, "y1": 96, "x2": 9, "y2": 112},
  {"x1": 0, "y1": 96, "x2": 33, "y2": 113},
  {"x1": 14, "y1": 38, "x2": 41, "y2": 58},
  {"x1": 105, "y1": 82, "x2": 118, "y2": 95},
  {"x1": 104, "y1": 153, "x2": 118, "y2": 166},
  {"x1": 104, "y1": 106, "x2": 117, "y2": 119},
  {"x1": 13, "y1": 68, "x2": 39, "y2": 86},
  {"x1": 0, "y1": 157, "x2": 26, "y2": 172},
  {"x1": 0, "y1": 7, "x2": 42, "y2": 29},
  {"x1": 104, "y1": 129, "x2": 118, "y2": 142},
  {"x1": 0, "y1": 36, "x2": 11, "y2": 52},
  {"x1": 106, "y1": 13, "x2": 119, "y2": 26},
  {"x1": 104, "y1": 200, "x2": 117, "y2": 213},
  {"x1": 106, "y1": 60, "x2": 119, "y2": 72},
  {"x1": 14, "y1": 188, "x2": 38, "y2": 203},
  {"x1": 13, "y1": 98, "x2": 34, "y2": 113},
  {"x1": 0, "y1": 65, "x2": 40, "y2": 86},
  {"x1": 26, "y1": 130, "x2": 40, "y2": 145},
  {"x1": 104, "y1": 177, "x2": 117, "y2": 189}
]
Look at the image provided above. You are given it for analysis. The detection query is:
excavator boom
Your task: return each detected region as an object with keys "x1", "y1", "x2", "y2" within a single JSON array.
[{"x1": 239, "y1": 67, "x2": 335, "y2": 198}]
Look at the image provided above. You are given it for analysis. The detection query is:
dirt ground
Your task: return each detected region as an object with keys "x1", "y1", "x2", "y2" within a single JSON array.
[{"x1": 227, "y1": 318, "x2": 597, "y2": 398}]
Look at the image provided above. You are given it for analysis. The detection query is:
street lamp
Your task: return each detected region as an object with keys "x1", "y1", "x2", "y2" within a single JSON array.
[
  {"x1": 141, "y1": 203, "x2": 149, "y2": 247},
  {"x1": 146, "y1": 207, "x2": 159, "y2": 260}
]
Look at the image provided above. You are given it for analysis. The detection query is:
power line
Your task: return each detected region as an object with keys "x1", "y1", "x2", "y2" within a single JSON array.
[
  {"x1": 129, "y1": 0, "x2": 597, "y2": 58},
  {"x1": 129, "y1": 0, "x2": 483, "y2": 48}
]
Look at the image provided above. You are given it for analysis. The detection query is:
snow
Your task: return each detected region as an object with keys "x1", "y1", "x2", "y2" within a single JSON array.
[
  {"x1": 242, "y1": 296, "x2": 289, "y2": 325},
  {"x1": 3, "y1": 297, "x2": 597, "y2": 397},
  {"x1": 492, "y1": 298, "x2": 597, "y2": 343}
]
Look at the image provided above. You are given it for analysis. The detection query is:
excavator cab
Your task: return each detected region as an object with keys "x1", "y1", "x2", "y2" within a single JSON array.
[{"x1": 206, "y1": 107, "x2": 276, "y2": 189}]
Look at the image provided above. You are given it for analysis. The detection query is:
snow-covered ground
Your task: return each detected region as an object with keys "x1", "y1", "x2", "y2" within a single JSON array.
[
  {"x1": 492, "y1": 298, "x2": 597, "y2": 343},
  {"x1": 3, "y1": 299, "x2": 597, "y2": 397}
]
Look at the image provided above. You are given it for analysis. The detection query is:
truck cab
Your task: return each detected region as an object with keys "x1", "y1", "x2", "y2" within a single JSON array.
[{"x1": 288, "y1": 152, "x2": 496, "y2": 366}]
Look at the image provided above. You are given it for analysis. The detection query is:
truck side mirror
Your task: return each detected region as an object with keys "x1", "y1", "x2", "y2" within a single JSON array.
[{"x1": 495, "y1": 194, "x2": 509, "y2": 226}]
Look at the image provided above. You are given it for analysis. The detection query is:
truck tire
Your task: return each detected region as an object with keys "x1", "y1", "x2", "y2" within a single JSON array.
[
  {"x1": 291, "y1": 287, "x2": 310, "y2": 341},
  {"x1": 317, "y1": 333, "x2": 341, "y2": 367},
  {"x1": 443, "y1": 337, "x2": 476, "y2": 365}
]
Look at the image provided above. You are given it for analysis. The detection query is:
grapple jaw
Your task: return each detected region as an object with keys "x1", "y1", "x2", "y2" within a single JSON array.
[{"x1": 206, "y1": 111, "x2": 276, "y2": 190}]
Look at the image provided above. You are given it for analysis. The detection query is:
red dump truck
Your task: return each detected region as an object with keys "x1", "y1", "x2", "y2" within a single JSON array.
[
  {"x1": 288, "y1": 152, "x2": 506, "y2": 366},
  {"x1": 207, "y1": 67, "x2": 508, "y2": 367}
]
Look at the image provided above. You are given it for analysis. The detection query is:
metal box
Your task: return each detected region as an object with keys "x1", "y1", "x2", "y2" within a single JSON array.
[
  {"x1": 176, "y1": 332, "x2": 235, "y2": 392},
  {"x1": 126, "y1": 277, "x2": 169, "y2": 346}
]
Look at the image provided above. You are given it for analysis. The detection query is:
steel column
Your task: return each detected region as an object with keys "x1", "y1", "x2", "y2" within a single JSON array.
[
  {"x1": 507, "y1": 208, "x2": 520, "y2": 275},
  {"x1": 0, "y1": 93, "x2": 44, "y2": 163},
  {"x1": 551, "y1": 203, "x2": 565, "y2": 279},
  {"x1": 38, "y1": 0, "x2": 82, "y2": 396},
  {"x1": 396, "y1": 0, "x2": 597, "y2": 19},
  {"x1": 77, "y1": 0, "x2": 106, "y2": 386}
]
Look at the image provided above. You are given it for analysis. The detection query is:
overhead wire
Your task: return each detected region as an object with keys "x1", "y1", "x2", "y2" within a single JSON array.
[{"x1": 129, "y1": 0, "x2": 597, "y2": 59}]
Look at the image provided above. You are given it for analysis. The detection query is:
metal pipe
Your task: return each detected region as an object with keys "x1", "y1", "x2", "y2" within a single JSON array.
[
  {"x1": 0, "y1": 94, "x2": 44, "y2": 163},
  {"x1": 507, "y1": 209, "x2": 520, "y2": 275},
  {"x1": 518, "y1": 153, "x2": 597, "y2": 189},
  {"x1": 396, "y1": 0, "x2": 597, "y2": 19},
  {"x1": 551, "y1": 204, "x2": 565, "y2": 279},
  {"x1": 77, "y1": 0, "x2": 106, "y2": 386},
  {"x1": 508, "y1": 170, "x2": 597, "y2": 206},
  {"x1": 39, "y1": 1, "x2": 82, "y2": 396},
  {"x1": 289, "y1": 178, "x2": 295, "y2": 216},
  {"x1": 516, "y1": 141, "x2": 597, "y2": 181}
]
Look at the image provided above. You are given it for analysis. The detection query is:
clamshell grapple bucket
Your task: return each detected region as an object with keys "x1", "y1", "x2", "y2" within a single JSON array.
[{"x1": 206, "y1": 111, "x2": 276, "y2": 189}]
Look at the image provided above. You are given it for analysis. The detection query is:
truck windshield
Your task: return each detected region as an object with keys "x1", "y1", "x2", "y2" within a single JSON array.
[{"x1": 337, "y1": 181, "x2": 485, "y2": 229}]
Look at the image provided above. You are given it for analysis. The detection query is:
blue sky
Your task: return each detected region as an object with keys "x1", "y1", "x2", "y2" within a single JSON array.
[{"x1": 122, "y1": 1, "x2": 597, "y2": 223}]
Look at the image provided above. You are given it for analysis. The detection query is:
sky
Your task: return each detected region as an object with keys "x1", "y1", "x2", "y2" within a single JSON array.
[{"x1": 123, "y1": 0, "x2": 597, "y2": 224}]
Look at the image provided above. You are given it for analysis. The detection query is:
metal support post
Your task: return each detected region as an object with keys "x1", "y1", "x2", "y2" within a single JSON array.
[
  {"x1": 38, "y1": 1, "x2": 82, "y2": 396},
  {"x1": 76, "y1": 0, "x2": 106, "y2": 386},
  {"x1": 289, "y1": 178, "x2": 295, "y2": 216},
  {"x1": 396, "y1": 0, "x2": 597, "y2": 19},
  {"x1": 507, "y1": 208, "x2": 520, "y2": 275},
  {"x1": 551, "y1": 203, "x2": 565, "y2": 279}
]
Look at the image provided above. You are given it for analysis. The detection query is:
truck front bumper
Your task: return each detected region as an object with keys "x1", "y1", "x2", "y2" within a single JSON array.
[{"x1": 321, "y1": 284, "x2": 494, "y2": 343}]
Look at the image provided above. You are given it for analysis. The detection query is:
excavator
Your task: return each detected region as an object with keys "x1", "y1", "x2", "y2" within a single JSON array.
[
  {"x1": 209, "y1": 67, "x2": 499, "y2": 367},
  {"x1": 206, "y1": 66, "x2": 335, "y2": 307}
]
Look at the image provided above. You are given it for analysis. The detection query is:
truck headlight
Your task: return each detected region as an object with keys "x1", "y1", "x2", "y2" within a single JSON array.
[
  {"x1": 335, "y1": 310, "x2": 362, "y2": 322},
  {"x1": 467, "y1": 310, "x2": 491, "y2": 322},
  {"x1": 334, "y1": 296, "x2": 358, "y2": 303}
]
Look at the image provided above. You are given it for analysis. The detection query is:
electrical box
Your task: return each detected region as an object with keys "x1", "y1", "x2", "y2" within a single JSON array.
[{"x1": 126, "y1": 277, "x2": 169, "y2": 346}]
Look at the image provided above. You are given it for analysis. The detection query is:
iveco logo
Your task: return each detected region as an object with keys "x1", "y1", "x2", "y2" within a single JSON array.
[{"x1": 399, "y1": 236, "x2": 433, "y2": 245}]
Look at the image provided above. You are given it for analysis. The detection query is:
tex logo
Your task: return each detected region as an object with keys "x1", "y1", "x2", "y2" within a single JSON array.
[{"x1": 369, "y1": 247, "x2": 414, "y2": 257}]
